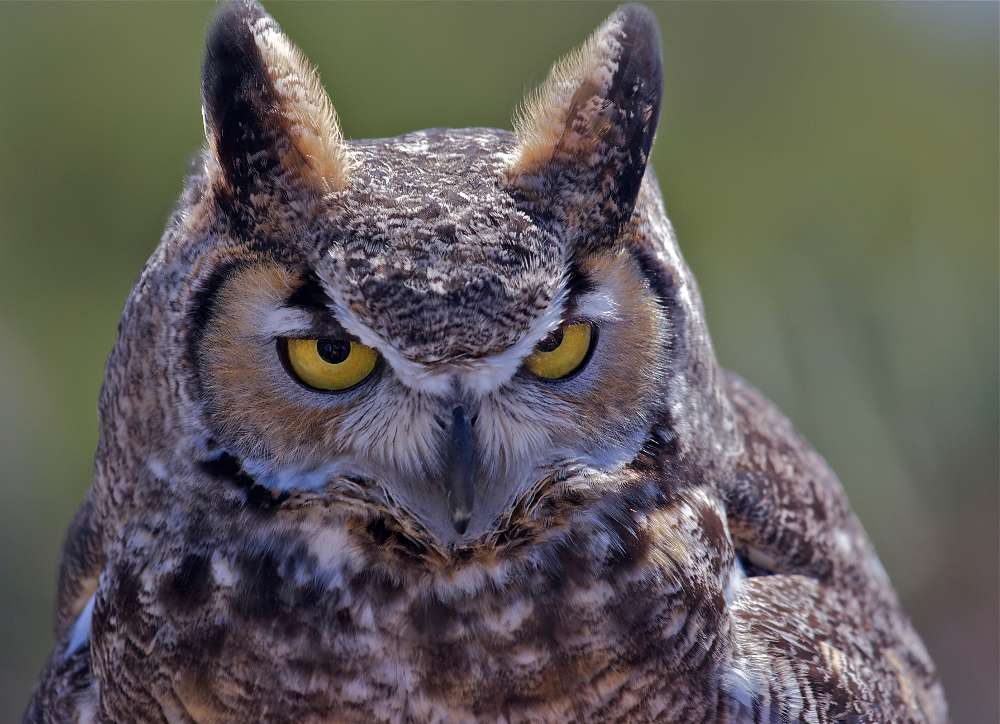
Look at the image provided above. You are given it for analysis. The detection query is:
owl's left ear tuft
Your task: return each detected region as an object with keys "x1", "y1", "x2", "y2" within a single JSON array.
[
  {"x1": 508, "y1": 4, "x2": 663, "y2": 251},
  {"x1": 201, "y1": 0, "x2": 350, "y2": 197}
]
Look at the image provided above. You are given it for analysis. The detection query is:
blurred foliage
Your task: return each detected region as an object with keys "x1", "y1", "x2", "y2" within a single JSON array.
[{"x1": 0, "y1": 2, "x2": 996, "y2": 721}]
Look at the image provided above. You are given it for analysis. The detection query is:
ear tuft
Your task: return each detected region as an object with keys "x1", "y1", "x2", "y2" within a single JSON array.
[
  {"x1": 201, "y1": 0, "x2": 349, "y2": 196},
  {"x1": 511, "y1": 20, "x2": 612, "y2": 174},
  {"x1": 509, "y1": 4, "x2": 663, "y2": 249},
  {"x1": 251, "y1": 10, "x2": 351, "y2": 191}
]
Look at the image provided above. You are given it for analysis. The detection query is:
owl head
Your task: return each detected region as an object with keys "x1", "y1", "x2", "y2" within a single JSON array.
[{"x1": 106, "y1": 0, "x2": 732, "y2": 563}]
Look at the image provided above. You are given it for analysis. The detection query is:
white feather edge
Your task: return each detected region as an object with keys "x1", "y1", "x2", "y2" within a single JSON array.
[{"x1": 64, "y1": 593, "x2": 95, "y2": 660}]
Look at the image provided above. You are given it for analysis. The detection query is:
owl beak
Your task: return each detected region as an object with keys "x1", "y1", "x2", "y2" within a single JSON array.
[{"x1": 443, "y1": 405, "x2": 476, "y2": 535}]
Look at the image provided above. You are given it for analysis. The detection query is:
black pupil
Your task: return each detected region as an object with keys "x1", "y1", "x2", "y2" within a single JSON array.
[
  {"x1": 316, "y1": 338, "x2": 351, "y2": 364},
  {"x1": 536, "y1": 328, "x2": 565, "y2": 353}
]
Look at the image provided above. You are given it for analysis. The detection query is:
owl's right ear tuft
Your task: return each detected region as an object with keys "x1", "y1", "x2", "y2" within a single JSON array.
[
  {"x1": 201, "y1": 0, "x2": 350, "y2": 200},
  {"x1": 508, "y1": 4, "x2": 663, "y2": 254}
]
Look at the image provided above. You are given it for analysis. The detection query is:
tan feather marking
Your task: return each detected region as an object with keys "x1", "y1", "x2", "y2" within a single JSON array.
[
  {"x1": 509, "y1": 11, "x2": 623, "y2": 176},
  {"x1": 251, "y1": 18, "x2": 351, "y2": 192},
  {"x1": 553, "y1": 249, "x2": 666, "y2": 442},
  {"x1": 884, "y1": 649, "x2": 921, "y2": 716},
  {"x1": 647, "y1": 507, "x2": 695, "y2": 572},
  {"x1": 819, "y1": 641, "x2": 848, "y2": 681},
  {"x1": 174, "y1": 670, "x2": 227, "y2": 724}
]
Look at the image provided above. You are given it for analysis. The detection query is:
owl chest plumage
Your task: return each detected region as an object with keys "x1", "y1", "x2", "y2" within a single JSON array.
[{"x1": 87, "y1": 467, "x2": 740, "y2": 723}]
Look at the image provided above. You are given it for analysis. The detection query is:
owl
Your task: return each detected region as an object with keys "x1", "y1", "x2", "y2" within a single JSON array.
[{"x1": 26, "y1": 2, "x2": 946, "y2": 722}]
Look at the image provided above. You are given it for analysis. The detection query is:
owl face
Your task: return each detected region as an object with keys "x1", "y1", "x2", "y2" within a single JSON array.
[{"x1": 179, "y1": 0, "x2": 666, "y2": 549}]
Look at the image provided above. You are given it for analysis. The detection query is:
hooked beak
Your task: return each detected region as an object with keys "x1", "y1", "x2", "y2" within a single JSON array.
[{"x1": 442, "y1": 405, "x2": 476, "y2": 535}]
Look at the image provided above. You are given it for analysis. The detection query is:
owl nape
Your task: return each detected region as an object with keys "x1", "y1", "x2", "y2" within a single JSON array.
[{"x1": 26, "y1": 1, "x2": 946, "y2": 722}]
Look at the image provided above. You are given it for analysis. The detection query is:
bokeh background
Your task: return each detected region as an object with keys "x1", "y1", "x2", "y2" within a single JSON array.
[{"x1": 0, "y1": 1, "x2": 996, "y2": 720}]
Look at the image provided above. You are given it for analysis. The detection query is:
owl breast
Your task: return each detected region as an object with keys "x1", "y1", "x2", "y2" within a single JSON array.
[{"x1": 89, "y1": 469, "x2": 737, "y2": 723}]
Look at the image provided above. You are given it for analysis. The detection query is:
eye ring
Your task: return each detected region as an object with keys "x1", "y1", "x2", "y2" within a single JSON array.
[
  {"x1": 278, "y1": 337, "x2": 381, "y2": 392},
  {"x1": 523, "y1": 321, "x2": 598, "y2": 381}
]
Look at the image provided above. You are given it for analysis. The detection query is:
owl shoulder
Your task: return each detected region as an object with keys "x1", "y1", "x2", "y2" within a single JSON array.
[{"x1": 721, "y1": 371, "x2": 886, "y2": 588}]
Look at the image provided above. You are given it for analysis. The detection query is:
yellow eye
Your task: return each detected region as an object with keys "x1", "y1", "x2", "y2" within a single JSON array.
[
  {"x1": 284, "y1": 337, "x2": 378, "y2": 391},
  {"x1": 524, "y1": 322, "x2": 595, "y2": 380}
]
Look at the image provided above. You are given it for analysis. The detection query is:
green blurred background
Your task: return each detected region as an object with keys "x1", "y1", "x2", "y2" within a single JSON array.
[{"x1": 0, "y1": 1, "x2": 996, "y2": 720}]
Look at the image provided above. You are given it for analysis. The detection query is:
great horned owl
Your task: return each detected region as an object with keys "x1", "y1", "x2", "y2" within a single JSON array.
[{"x1": 26, "y1": 2, "x2": 946, "y2": 722}]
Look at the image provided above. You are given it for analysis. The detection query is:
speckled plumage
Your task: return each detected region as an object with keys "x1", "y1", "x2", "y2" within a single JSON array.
[{"x1": 26, "y1": 2, "x2": 946, "y2": 722}]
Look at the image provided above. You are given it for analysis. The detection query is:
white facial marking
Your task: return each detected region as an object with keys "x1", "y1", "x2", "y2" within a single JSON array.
[
  {"x1": 574, "y1": 285, "x2": 622, "y2": 322},
  {"x1": 261, "y1": 306, "x2": 314, "y2": 338},
  {"x1": 321, "y1": 278, "x2": 456, "y2": 396},
  {"x1": 458, "y1": 285, "x2": 568, "y2": 396},
  {"x1": 457, "y1": 279, "x2": 622, "y2": 396}
]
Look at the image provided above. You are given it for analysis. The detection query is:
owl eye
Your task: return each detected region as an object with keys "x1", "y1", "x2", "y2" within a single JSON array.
[
  {"x1": 282, "y1": 337, "x2": 379, "y2": 391},
  {"x1": 524, "y1": 322, "x2": 595, "y2": 380}
]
